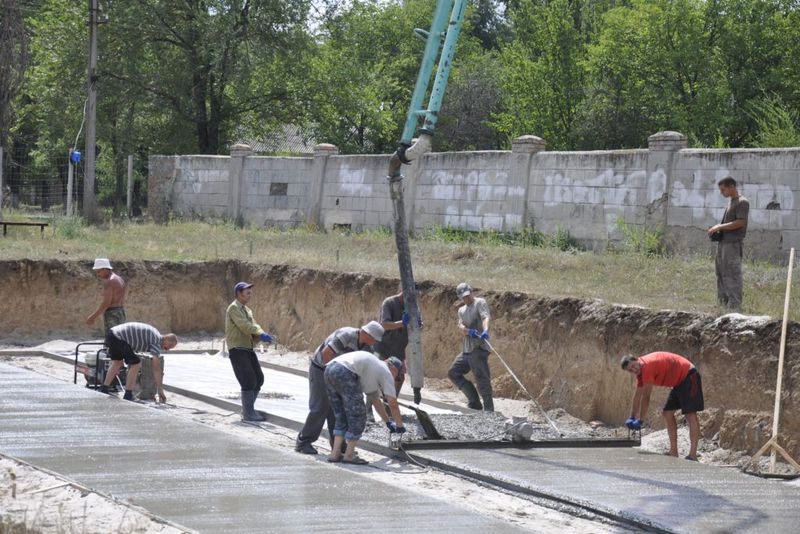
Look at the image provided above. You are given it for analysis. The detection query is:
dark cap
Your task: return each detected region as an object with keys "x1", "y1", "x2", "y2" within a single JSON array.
[
  {"x1": 234, "y1": 282, "x2": 254, "y2": 294},
  {"x1": 385, "y1": 356, "x2": 404, "y2": 373}
]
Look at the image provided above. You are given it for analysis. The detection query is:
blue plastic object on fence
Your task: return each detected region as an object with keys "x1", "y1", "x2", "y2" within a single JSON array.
[{"x1": 69, "y1": 150, "x2": 81, "y2": 164}]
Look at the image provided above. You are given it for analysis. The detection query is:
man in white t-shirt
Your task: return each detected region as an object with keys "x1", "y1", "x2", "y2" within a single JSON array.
[{"x1": 324, "y1": 351, "x2": 406, "y2": 464}]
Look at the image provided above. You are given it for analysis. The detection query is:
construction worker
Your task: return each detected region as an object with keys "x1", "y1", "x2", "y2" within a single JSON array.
[
  {"x1": 86, "y1": 258, "x2": 126, "y2": 333},
  {"x1": 366, "y1": 285, "x2": 422, "y2": 418},
  {"x1": 448, "y1": 283, "x2": 493, "y2": 411},
  {"x1": 225, "y1": 282, "x2": 275, "y2": 422},
  {"x1": 325, "y1": 351, "x2": 406, "y2": 464},
  {"x1": 295, "y1": 321, "x2": 384, "y2": 455},
  {"x1": 100, "y1": 322, "x2": 177, "y2": 402},
  {"x1": 620, "y1": 352, "x2": 705, "y2": 461}
]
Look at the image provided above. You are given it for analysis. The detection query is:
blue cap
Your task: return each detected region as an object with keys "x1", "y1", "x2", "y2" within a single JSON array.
[{"x1": 234, "y1": 281, "x2": 253, "y2": 294}]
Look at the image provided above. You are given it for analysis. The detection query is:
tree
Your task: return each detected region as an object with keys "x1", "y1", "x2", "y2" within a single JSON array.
[
  {"x1": 493, "y1": 0, "x2": 586, "y2": 149},
  {"x1": 0, "y1": 0, "x2": 30, "y2": 148}
]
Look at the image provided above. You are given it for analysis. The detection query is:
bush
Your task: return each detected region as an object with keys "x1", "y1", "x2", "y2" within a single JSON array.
[
  {"x1": 56, "y1": 216, "x2": 85, "y2": 239},
  {"x1": 615, "y1": 218, "x2": 665, "y2": 257}
]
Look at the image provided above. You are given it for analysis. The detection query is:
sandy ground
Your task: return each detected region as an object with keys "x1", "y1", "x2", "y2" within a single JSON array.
[{"x1": 1, "y1": 342, "x2": 635, "y2": 534}]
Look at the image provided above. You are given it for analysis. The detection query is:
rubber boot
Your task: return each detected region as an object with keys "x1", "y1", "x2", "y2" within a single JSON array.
[
  {"x1": 241, "y1": 390, "x2": 265, "y2": 422},
  {"x1": 460, "y1": 382, "x2": 483, "y2": 410},
  {"x1": 482, "y1": 395, "x2": 494, "y2": 412}
]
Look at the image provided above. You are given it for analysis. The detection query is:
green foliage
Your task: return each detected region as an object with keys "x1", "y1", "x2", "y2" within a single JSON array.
[
  {"x1": 548, "y1": 226, "x2": 580, "y2": 252},
  {"x1": 746, "y1": 94, "x2": 800, "y2": 148},
  {"x1": 615, "y1": 218, "x2": 666, "y2": 257},
  {"x1": 56, "y1": 216, "x2": 85, "y2": 239}
]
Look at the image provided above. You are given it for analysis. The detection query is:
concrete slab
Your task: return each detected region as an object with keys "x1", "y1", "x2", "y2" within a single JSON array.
[
  {"x1": 0, "y1": 363, "x2": 520, "y2": 533},
  {"x1": 419, "y1": 446, "x2": 800, "y2": 533},
  {"x1": 162, "y1": 353, "x2": 455, "y2": 422}
]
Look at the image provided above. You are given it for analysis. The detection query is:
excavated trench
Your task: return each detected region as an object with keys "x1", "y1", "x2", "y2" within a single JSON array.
[{"x1": 1, "y1": 259, "x2": 798, "y2": 457}]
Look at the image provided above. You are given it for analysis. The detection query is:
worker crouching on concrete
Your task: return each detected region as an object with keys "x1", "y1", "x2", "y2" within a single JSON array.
[
  {"x1": 100, "y1": 322, "x2": 177, "y2": 402},
  {"x1": 225, "y1": 282, "x2": 275, "y2": 422},
  {"x1": 448, "y1": 283, "x2": 494, "y2": 411},
  {"x1": 295, "y1": 321, "x2": 384, "y2": 455},
  {"x1": 325, "y1": 351, "x2": 406, "y2": 464},
  {"x1": 621, "y1": 352, "x2": 704, "y2": 461}
]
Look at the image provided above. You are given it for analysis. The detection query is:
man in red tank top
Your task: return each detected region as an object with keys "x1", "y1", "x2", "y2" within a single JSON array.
[{"x1": 621, "y1": 352, "x2": 704, "y2": 461}]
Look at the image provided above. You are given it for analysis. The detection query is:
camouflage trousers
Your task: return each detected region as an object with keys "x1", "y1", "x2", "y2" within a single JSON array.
[{"x1": 103, "y1": 307, "x2": 127, "y2": 334}]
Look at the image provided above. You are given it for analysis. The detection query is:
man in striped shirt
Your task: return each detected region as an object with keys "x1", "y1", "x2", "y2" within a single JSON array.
[{"x1": 100, "y1": 322, "x2": 178, "y2": 402}]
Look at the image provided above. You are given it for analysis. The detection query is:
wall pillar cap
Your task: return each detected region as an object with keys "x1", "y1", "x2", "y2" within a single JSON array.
[
  {"x1": 512, "y1": 135, "x2": 546, "y2": 154},
  {"x1": 230, "y1": 143, "x2": 253, "y2": 157},
  {"x1": 313, "y1": 143, "x2": 339, "y2": 156},
  {"x1": 648, "y1": 131, "x2": 687, "y2": 151}
]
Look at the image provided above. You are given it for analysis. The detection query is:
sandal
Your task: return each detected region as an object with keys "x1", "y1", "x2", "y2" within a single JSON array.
[
  {"x1": 684, "y1": 455, "x2": 699, "y2": 462},
  {"x1": 342, "y1": 456, "x2": 369, "y2": 465},
  {"x1": 327, "y1": 456, "x2": 342, "y2": 463}
]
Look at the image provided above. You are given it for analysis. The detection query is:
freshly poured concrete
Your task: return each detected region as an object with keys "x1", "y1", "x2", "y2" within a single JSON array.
[
  {"x1": 421, "y1": 447, "x2": 800, "y2": 533},
  {"x1": 0, "y1": 363, "x2": 519, "y2": 533}
]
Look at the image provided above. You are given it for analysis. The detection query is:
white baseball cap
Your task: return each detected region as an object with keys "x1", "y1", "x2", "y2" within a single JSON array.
[
  {"x1": 456, "y1": 282, "x2": 472, "y2": 298},
  {"x1": 361, "y1": 321, "x2": 385, "y2": 343},
  {"x1": 92, "y1": 258, "x2": 112, "y2": 270}
]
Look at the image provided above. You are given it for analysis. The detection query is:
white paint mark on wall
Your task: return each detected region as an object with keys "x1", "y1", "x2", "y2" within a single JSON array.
[{"x1": 543, "y1": 168, "x2": 650, "y2": 207}]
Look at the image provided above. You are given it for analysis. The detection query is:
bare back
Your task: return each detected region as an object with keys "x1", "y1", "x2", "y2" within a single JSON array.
[{"x1": 105, "y1": 273, "x2": 126, "y2": 307}]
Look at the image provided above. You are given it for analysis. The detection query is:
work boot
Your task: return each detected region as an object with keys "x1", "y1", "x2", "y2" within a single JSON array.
[
  {"x1": 295, "y1": 441, "x2": 318, "y2": 455},
  {"x1": 241, "y1": 390, "x2": 265, "y2": 422},
  {"x1": 460, "y1": 382, "x2": 483, "y2": 410},
  {"x1": 482, "y1": 395, "x2": 494, "y2": 412},
  {"x1": 122, "y1": 390, "x2": 134, "y2": 401},
  {"x1": 99, "y1": 385, "x2": 115, "y2": 395}
]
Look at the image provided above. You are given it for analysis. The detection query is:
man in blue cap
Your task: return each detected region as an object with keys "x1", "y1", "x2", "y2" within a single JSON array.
[{"x1": 225, "y1": 281, "x2": 275, "y2": 422}]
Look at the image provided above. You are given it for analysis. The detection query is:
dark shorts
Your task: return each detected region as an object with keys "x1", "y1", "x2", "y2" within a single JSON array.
[
  {"x1": 104, "y1": 331, "x2": 141, "y2": 365},
  {"x1": 664, "y1": 369, "x2": 704, "y2": 414}
]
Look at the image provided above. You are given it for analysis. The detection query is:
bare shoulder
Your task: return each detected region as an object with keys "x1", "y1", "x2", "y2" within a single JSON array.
[{"x1": 110, "y1": 273, "x2": 126, "y2": 288}]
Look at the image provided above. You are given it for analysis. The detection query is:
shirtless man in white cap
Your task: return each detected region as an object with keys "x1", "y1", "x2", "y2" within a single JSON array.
[{"x1": 86, "y1": 258, "x2": 127, "y2": 334}]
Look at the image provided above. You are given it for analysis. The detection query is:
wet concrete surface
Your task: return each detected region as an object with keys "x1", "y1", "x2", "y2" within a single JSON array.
[
  {"x1": 419, "y1": 446, "x2": 800, "y2": 533},
  {"x1": 0, "y1": 363, "x2": 522, "y2": 533}
]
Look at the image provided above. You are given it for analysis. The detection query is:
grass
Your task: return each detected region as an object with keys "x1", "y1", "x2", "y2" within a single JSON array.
[{"x1": 0, "y1": 211, "x2": 793, "y2": 318}]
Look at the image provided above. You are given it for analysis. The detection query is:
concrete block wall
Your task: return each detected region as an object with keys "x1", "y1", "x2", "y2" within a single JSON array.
[
  {"x1": 668, "y1": 148, "x2": 800, "y2": 255},
  {"x1": 528, "y1": 150, "x2": 650, "y2": 248},
  {"x1": 149, "y1": 133, "x2": 800, "y2": 259},
  {"x1": 241, "y1": 156, "x2": 313, "y2": 228},
  {"x1": 414, "y1": 151, "x2": 519, "y2": 231},
  {"x1": 319, "y1": 154, "x2": 392, "y2": 231}
]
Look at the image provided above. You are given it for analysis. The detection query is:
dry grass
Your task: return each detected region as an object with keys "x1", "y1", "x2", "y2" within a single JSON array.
[{"x1": 0, "y1": 215, "x2": 793, "y2": 318}]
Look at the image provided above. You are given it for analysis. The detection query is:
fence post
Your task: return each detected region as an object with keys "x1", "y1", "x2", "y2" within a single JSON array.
[
  {"x1": 127, "y1": 154, "x2": 133, "y2": 217},
  {"x1": 512, "y1": 135, "x2": 546, "y2": 231},
  {"x1": 228, "y1": 143, "x2": 253, "y2": 225},
  {"x1": 306, "y1": 143, "x2": 338, "y2": 228},
  {"x1": 0, "y1": 146, "x2": 4, "y2": 221},
  {"x1": 646, "y1": 131, "x2": 687, "y2": 236},
  {"x1": 67, "y1": 151, "x2": 74, "y2": 216}
]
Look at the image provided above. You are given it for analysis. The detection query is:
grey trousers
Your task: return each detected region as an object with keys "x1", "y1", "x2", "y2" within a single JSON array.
[
  {"x1": 448, "y1": 347, "x2": 492, "y2": 399},
  {"x1": 297, "y1": 362, "x2": 335, "y2": 446},
  {"x1": 716, "y1": 240, "x2": 743, "y2": 310}
]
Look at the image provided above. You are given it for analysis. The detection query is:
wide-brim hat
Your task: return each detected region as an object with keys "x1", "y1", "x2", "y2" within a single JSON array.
[{"x1": 361, "y1": 320, "x2": 385, "y2": 342}]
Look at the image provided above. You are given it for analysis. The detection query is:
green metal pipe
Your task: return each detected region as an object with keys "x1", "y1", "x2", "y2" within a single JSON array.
[{"x1": 399, "y1": 0, "x2": 451, "y2": 147}]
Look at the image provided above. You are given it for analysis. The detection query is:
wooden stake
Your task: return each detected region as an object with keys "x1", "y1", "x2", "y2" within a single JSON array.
[{"x1": 749, "y1": 247, "x2": 800, "y2": 475}]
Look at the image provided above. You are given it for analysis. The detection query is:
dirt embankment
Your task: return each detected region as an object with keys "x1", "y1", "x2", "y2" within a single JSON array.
[{"x1": 1, "y1": 259, "x2": 798, "y2": 457}]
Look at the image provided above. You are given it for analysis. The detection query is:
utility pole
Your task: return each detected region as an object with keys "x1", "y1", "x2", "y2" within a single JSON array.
[{"x1": 83, "y1": 0, "x2": 99, "y2": 222}]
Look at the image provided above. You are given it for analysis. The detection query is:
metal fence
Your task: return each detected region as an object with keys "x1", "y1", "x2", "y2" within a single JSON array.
[{"x1": 0, "y1": 143, "x2": 83, "y2": 216}]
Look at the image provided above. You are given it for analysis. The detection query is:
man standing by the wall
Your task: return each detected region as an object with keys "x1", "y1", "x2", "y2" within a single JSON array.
[
  {"x1": 86, "y1": 258, "x2": 126, "y2": 333},
  {"x1": 708, "y1": 176, "x2": 749, "y2": 311},
  {"x1": 448, "y1": 283, "x2": 493, "y2": 411}
]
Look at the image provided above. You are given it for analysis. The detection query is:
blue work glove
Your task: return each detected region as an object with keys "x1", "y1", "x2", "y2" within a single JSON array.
[
  {"x1": 480, "y1": 330, "x2": 490, "y2": 341},
  {"x1": 386, "y1": 421, "x2": 398, "y2": 432},
  {"x1": 401, "y1": 311, "x2": 410, "y2": 326},
  {"x1": 630, "y1": 419, "x2": 642, "y2": 430},
  {"x1": 259, "y1": 332, "x2": 274, "y2": 343},
  {"x1": 468, "y1": 328, "x2": 480, "y2": 339},
  {"x1": 624, "y1": 417, "x2": 636, "y2": 429},
  {"x1": 395, "y1": 426, "x2": 407, "y2": 434}
]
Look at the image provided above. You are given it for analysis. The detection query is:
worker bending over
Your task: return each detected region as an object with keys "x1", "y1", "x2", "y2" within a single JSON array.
[
  {"x1": 325, "y1": 351, "x2": 406, "y2": 464},
  {"x1": 101, "y1": 322, "x2": 177, "y2": 402},
  {"x1": 621, "y1": 352, "x2": 704, "y2": 461}
]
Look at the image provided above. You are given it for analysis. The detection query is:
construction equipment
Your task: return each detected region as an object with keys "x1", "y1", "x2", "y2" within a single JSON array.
[
  {"x1": 387, "y1": 0, "x2": 468, "y2": 404},
  {"x1": 484, "y1": 340, "x2": 562, "y2": 436}
]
